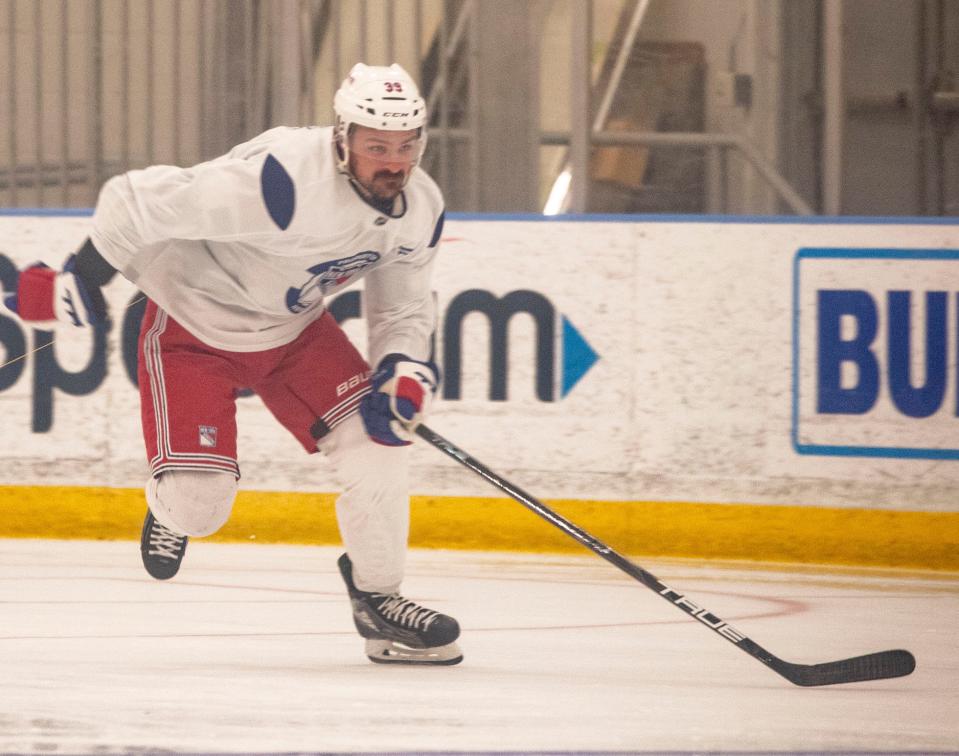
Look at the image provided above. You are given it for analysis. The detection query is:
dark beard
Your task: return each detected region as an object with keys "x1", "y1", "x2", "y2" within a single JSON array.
[{"x1": 368, "y1": 171, "x2": 405, "y2": 199}]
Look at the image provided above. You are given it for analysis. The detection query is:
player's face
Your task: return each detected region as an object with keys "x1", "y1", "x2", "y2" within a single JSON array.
[{"x1": 348, "y1": 126, "x2": 421, "y2": 201}]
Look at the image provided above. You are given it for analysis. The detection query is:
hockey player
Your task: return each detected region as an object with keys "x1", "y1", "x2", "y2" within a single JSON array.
[{"x1": 1, "y1": 63, "x2": 462, "y2": 666}]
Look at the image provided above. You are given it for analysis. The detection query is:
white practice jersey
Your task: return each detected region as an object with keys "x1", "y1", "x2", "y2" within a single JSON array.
[{"x1": 90, "y1": 126, "x2": 444, "y2": 362}]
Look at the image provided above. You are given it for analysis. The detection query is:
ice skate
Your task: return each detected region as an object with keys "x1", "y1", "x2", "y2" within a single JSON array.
[
  {"x1": 140, "y1": 510, "x2": 188, "y2": 580},
  {"x1": 337, "y1": 553, "x2": 463, "y2": 665}
]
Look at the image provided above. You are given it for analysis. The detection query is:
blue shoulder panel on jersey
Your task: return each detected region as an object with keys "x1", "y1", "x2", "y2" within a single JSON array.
[
  {"x1": 260, "y1": 154, "x2": 295, "y2": 230},
  {"x1": 429, "y1": 210, "x2": 445, "y2": 247}
]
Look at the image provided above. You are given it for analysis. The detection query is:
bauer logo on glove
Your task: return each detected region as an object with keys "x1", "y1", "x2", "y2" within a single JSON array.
[{"x1": 359, "y1": 353, "x2": 440, "y2": 446}]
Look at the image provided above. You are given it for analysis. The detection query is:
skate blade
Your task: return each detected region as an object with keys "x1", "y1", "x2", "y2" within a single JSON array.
[{"x1": 365, "y1": 639, "x2": 463, "y2": 666}]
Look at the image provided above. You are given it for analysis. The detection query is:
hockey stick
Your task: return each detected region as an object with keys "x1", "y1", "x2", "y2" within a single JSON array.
[{"x1": 415, "y1": 423, "x2": 916, "y2": 687}]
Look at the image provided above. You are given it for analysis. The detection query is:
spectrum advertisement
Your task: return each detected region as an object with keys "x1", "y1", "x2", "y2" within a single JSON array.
[{"x1": 0, "y1": 213, "x2": 956, "y2": 512}]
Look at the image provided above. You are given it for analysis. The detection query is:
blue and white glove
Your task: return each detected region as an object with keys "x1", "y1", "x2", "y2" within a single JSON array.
[
  {"x1": 359, "y1": 353, "x2": 440, "y2": 446},
  {"x1": 2, "y1": 254, "x2": 101, "y2": 327}
]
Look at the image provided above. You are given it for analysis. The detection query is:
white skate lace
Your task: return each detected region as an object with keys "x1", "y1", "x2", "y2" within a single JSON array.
[
  {"x1": 149, "y1": 522, "x2": 186, "y2": 560},
  {"x1": 372, "y1": 593, "x2": 440, "y2": 631}
]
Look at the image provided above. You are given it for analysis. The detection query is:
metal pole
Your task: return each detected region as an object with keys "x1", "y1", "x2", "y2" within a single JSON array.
[
  {"x1": 706, "y1": 144, "x2": 722, "y2": 213},
  {"x1": 359, "y1": 0, "x2": 368, "y2": 63},
  {"x1": 120, "y1": 0, "x2": 130, "y2": 171},
  {"x1": 273, "y1": 2, "x2": 301, "y2": 125},
  {"x1": 146, "y1": 0, "x2": 155, "y2": 164},
  {"x1": 934, "y1": 0, "x2": 946, "y2": 215},
  {"x1": 438, "y1": 0, "x2": 450, "y2": 195},
  {"x1": 569, "y1": 0, "x2": 591, "y2": 213},
  {"x1": 822, "y1": 0, "x2": 843, "y2": 215},
  {"x1": 467, "y1": 1, "x2": 480, "y2": 210},
  {"x1": 737, "y1": 138, "x2": 815, "y2": 215},
  {"x1": 386, "y1": 0, "x2": 395, "y2": 64},
  {"x1": 332, "y1": 0, "x2": 341, "y2": 86},
  {"x1": 172, "y1": 0, "x2": 181, "y2": 165},
  {"x1": 414, "y1": 0, "x2": 422, "y2": 75},
  {"x1": 914, "y1": 0, "x2": 928, "y2": 215},
  {"x1": 302, "y1": 0, "x2": 316, "y2": 124},
  {"x1": 88, "y1": 0, "x2": 103, "y2": 205},
  {"x1": 33, "y1": 0, "x2": 43, "y2": 204},
  {"x1": 593, "y1": 0, "x2": 650, "y2": 133},
  {"x1": 8, "y1": 0, "x2": 18, "y2": 205},
  {"x1": 426, "y1": 1, "x2": 473, "y2": 115},
  {"x1": 196, "y1": 1, "x2": 204, "y2": 158},
  {"x1": 245, "y1": 0, "x2": 255, "y2": 134},
  {"x1": 61, "y1": 0, "x2": 70, "y2": 203}
]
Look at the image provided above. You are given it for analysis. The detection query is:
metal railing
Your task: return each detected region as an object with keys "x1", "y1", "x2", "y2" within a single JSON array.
[
  {"x1": 0, "y1": 0, "x2": 459, "y2": 207},
  {"x1": 0, "y1": 0, "x2": 811, "y2": 216},
  {"x1": 543, "y1": 129, "x2": 815, "y2": 215}
]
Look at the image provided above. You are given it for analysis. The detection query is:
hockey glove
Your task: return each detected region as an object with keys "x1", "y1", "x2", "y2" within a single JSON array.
[
  {"x1": 359, "y1": 353, "x2": 439, "y2": 446},
  {"x1": 2, "y1": 254, "x2": 102, "y2": 327}
]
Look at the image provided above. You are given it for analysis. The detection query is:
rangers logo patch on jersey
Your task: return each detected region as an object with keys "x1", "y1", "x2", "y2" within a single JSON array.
[
  {"x1": 198, "y1": 425, "x2": 218, "y2": 448},
  {"x1": 285, "y1": 251, "x2": 381, "y2": 313}
]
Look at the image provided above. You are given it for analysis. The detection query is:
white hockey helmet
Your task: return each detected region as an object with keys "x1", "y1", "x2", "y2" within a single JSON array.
[{"x1": 333, "y1": 63, "x2": 428, "y2": 179}]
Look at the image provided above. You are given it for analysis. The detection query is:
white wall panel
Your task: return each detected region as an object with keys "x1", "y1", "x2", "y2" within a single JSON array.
[{"x1": 1, "y1": 214, "x2": 957, "y2": 512}]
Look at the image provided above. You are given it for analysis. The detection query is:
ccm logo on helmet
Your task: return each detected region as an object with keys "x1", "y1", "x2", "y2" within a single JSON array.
[{"x1": 382, "y1": 112, "x2": 409, "y2": 117}]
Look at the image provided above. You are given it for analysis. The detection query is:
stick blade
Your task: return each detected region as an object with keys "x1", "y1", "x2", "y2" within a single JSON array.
[{"x1": 776, "y1": 649, "x2": 916, "y2": 687}]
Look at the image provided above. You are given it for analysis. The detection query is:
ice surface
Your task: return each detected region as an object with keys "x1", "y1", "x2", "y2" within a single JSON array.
[{"x1": 0, "y1": 540, "x2": 956, "y2": 753}]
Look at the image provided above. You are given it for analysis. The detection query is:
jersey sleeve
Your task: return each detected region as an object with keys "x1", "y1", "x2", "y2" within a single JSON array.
[
  {"x1": 363, "y1": 209, "x2": 444, "y2": 365},
  {"x1": 88, "y1": 129, "x2": 294, "y2": 279}
]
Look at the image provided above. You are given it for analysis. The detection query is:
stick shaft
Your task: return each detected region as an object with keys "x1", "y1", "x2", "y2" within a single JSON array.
[
  {"x1": 416, "y1": 424, "x2": 748, "y2": 637},
  {"x1": 415, "y1": 423, "x2": 915, "y2": 686}
]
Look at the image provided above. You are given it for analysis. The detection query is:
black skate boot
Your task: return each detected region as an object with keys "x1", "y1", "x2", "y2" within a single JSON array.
[
  {"x1": 140, "y1": 510, "x2": 188, "y2": 581},
  {"x1": 337, "y1": 553, "x2": 462, "y2": 665}
]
